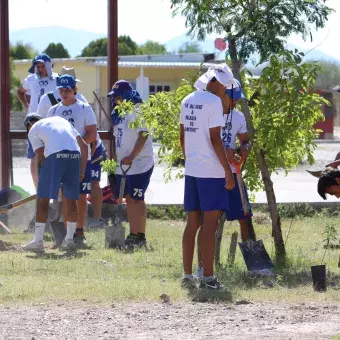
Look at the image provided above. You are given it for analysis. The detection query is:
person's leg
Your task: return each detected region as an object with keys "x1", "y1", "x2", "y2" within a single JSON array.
[
  {"x1": 201, "y1": 210, "x2": 221, "y2": 277},
  {"x1": 124, "y1": 166, "x2": 153, "y2": 246},
  {"x1": 90, "y1": 180, "x2": 103, "y2": 219},
  {"x1": 183, "y1": 211, "x2": 201, "y2": 275}
]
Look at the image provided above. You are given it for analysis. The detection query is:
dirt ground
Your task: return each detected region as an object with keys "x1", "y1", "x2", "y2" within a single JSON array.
[{"x1": 1, "y1": 301, "x2": 340, "y2": 340}]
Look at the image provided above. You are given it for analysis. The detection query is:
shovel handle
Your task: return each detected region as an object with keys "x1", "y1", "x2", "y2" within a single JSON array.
[
  {"x1": 231, "y1": 161, "x2": 249, "y2": 216},
  {"x1": 0, "y1": 194, "x2": 37, "y2": 215},
  {"x1": 120, "y1": 161, "x2": 132, "y2": 176}
]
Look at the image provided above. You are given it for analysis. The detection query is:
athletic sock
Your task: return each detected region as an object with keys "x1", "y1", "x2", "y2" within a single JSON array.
[
  {"x1": 66, "y1": 222, "x2": 77, "y2": 240},
  {"x1": 184, "y1": 274, "x2": 194, "y2": 280},
  {"x1": 34, "y1": 222, "x2": 46, "y2": 242}
]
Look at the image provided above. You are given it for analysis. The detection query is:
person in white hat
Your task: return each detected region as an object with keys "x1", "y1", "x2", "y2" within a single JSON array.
[{"x1": 180, "y1": 63, "x2": 235, "y2": 290}]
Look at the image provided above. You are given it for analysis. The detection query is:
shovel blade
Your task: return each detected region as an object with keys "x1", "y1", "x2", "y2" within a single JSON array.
[
  {"x1": 50, "y1": 220, "x2": 67, "y2": 247},
  {"x1": 105, "y1": 221, "x2": 125, "y2": 249},
  {"x1": 238, "y1": 239, "x2": 274, "y2": 272}
]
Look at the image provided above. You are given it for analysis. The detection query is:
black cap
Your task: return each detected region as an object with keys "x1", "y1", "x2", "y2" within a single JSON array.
[{"x1": 24, "y1": 113, "x2": 42, "y2": 129}]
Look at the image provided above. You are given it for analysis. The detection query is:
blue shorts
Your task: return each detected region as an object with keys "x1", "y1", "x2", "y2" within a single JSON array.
[
  {"x1": 37, "y1": 150, "x2": 80, "y2": 200},
  {"x1": 184, "y1": 176, "x2": 229, "y2": 212},
  {"x1": 80, "y1": 161, "x2": 92, "y2": 194},
  {"x1": 91, "y1": 144, "x2": 105, "y2": 181},
  {"x1": 26, "y1": 139, "x2": 36, "y2": 159},
  {"x1": 225, "y1": 174, "x2": 253, "y2": 221},
  {"x1": 115, "y1": 166, "x2": 153, "y2": 201}
]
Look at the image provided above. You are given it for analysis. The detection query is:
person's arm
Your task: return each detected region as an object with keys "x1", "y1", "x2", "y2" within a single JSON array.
[
  {"x1": 76, "y1": 136, "x2": 88, "y2": 181},
  {"x1": 35, "y1": 147, "x2": 45, "y2": 167},
  {"x1": 237, "y1": 132, "x2": 251, "y2": 164},
  {"x1": 17, "y1": 86, "x2": 29, "y2": 111},
  {"x1": 180, "y1": 124, "x2": 185, "y2": 159},
  {"x1": 210, "y1": 127, "x2": 235, "y2": 190},
  {"x1": 83, "y1": 125, "x2": 97, "y2": 144},
  {"x1": 326, "y1": 159, "x2": 340, "y2": 169}
]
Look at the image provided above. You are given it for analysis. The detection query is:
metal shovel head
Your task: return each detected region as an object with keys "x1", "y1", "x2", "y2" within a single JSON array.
[
  {"x1": 50, "y1": 220, "x2": 66, "y2": 247},
  {"x1": 238, "y1": 239, "x2": 274, "y2": 272},
  {"x1": 306, "y1": 170, "x2": 322, "y2": 178},
  {"x1": 105, "y1": 217, "x2": 125, "y2": 249}
]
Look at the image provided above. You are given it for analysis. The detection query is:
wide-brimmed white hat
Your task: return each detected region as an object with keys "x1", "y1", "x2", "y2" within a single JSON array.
[
  {"x1": 59, "y1": 66, "x2": 81, "y2": 82},
  {"x1": 194, "y1": 63, "x2": 238, "y2": 90}
]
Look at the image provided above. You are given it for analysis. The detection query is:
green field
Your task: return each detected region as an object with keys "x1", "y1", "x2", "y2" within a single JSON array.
[{"x1": 0, "y1": 216, "x2": 340, "y2": 305}]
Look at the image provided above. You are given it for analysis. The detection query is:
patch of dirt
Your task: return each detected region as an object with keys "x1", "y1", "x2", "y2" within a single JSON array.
[
  {"x1": 0, "y1": 301, "x2": 340, "y2": 339},
  {"x1": 0, "y1": 240, "x2": 22, "y2": 252}
]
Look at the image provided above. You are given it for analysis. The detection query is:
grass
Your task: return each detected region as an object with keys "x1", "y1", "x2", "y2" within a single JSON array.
[{"x1": 0, "y1": 216, "x2": 340, "y2": 305}]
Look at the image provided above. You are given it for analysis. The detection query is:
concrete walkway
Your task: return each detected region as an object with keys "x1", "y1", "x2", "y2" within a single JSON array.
[{"x1": 12, "y1": 142, "x2": 340, "y2": 204}]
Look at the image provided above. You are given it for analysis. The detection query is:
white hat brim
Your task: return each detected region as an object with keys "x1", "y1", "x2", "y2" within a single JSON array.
[{"x1": 194, "y1": 68, "x2": 239, "y2": 90}]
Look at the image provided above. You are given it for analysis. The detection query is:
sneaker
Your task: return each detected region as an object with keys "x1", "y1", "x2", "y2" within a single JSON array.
[
  {"x1": 73, "y1": 229, "x2": 87, "y2": 246},
  {"x1": 22, "y1": 240, "x2": 44, "y2": 252},
  {"x1": 136, "y1": 234, "x2": 147, "y2": 248},
  {"x1": 195, "y1": 266, "x2": 203, "y2": 280},
  {"x1": 200, "y1": 277, "x2": 223, "y2": 290},
  {"x1": 87, "y1": 218, "x2": 104, "y2": 229},
  {"x1": 61, "y1": 239, "x2": 76, "y2": 251},
  {"x1": 125, "y1": 233, "x2": 138, "y2": 247},
  {"x1": 181, "y1": 277, "x2": 197, "y2": 289}
]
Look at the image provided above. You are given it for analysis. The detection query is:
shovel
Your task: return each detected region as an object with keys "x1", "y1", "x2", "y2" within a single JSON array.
[{"x1": 105, "y1": 161, "x2": 131, "y2": 249}]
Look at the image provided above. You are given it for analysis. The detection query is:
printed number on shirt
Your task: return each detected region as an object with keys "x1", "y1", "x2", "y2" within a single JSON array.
[
  {"x1": 116, "y1": 128, "x2": 123, "y2": 148},
  {"x1": 68, "y1": 118, "x2": 75, "y2": 127},
  {"x1": 82, "y1": 182, "x2": 91, "y2": 191},
  {"x1": 133, "y1": 188, "x2": 143, "y2": 198},
  {"x1": 92, "y1": 170, "x2": 99, "y2": 178},
  {"x1": 38, "y1": 88, "x2": 45, "y2": 104}
]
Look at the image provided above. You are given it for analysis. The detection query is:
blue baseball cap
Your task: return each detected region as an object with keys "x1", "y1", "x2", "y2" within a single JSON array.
[
  {"x1": 107, "y1": 80, "x2": 133, "y2": 97},
  {"x1": 28, "y1": 53, "x2": 52, "y2": 73},
  {"x1": 226, "y1": 79, "x2": 245, "y2": 100},
  {"x1": 56, "y1": 74, "x2": 76, "y2": 89}
]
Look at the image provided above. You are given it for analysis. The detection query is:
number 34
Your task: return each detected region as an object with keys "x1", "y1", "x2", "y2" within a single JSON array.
[{"x1": 133, "y1": 188, "x2": 143, "y2": 197}]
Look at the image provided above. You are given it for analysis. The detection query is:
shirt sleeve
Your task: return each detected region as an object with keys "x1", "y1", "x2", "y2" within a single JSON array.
[
  {"x1": 28, "y1": 127, "x2": 43, "y2": 151},
  {"x1": 83, "y1": 104, "x2": 97, "y2": 126},
  {"x1": 208, "y1": 98, "x2": 224, "y2": 128},
  {"x1": 37, "y1": 94, "x2": 50, "y2": 118},
  {"x1": 238, "y1": 113, "x2": 248, "y2": 134},
  {"x1": 22, "y1": 76, "x2": 31, "y2": 91}
]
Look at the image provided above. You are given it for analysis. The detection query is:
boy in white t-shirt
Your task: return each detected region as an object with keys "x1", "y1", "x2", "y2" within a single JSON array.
[
  {"x1": 180, "y1": 65, "x2": 236, "y2": 290},
  {"x1": 108, "y1": 80, "x2": 154, "y2": 248},
  {"x1": 22, "y1": 114, "x2": 88, "y2": 252},
  {"x1": 47, "y1": 75, "x2": 97, "y2": 245},
  {"x1": 17, "y1": 53, "x2": 58, "y2": 189}
]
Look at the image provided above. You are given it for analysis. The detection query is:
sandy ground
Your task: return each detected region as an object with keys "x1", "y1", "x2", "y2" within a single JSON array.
[{"x1": 1, "y1": 301, "x2": 340, "y2": 340}]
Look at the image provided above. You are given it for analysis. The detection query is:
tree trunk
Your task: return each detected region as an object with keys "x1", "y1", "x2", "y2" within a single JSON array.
[
  {"x1": 214, "y1": 212, "x2": 226, "y2": 267},
  {"x1": 228, "y1": 39, "x2": 286, "y2": 258}
]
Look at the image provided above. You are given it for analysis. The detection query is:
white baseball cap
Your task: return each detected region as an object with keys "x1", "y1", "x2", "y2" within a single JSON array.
[{"x1": 194, "y1": 63, "x2": 239, "y2": 90}]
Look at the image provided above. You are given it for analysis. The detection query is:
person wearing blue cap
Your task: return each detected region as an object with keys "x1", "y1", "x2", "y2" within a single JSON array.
[
  {"x1": 22, "y1": 114, "x2": 88, "y2": 252},
  {"x1": 17, "y1": 53, "x2": 58, "y2": 190},
  {"x1": 107, "y1": 80, "x2": 154, "y2": 248},
  {"x1": 47, "y1": 74, "x2": 97, "y2": 245}
]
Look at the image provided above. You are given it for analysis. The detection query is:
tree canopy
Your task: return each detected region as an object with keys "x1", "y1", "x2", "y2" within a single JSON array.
[
  {"x1": 43, "y1": 43, "x2": 70, "y2": 59},
  {"x1": 10, "y1": 42, "x2": 37, "y2": 60},
  {"x1": 178, "y1": 41, "x2": 202, "y2": 53}
]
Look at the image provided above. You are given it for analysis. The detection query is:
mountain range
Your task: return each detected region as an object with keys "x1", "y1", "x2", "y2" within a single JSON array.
[{"x1": 10, "y1": 26, "x2": 340, "y2": 65}]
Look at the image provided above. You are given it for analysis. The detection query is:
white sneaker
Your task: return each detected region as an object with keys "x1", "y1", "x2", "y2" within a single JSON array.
[
  {"x1": 61, "y1": 239, "x2": 76, "y2": 251},
  {"x1": 195, "y1": 266, "x2": 203, "y2": 280},
  {"x1": 22, "y1": 240, "x2": 44, "y2": 252},
  {"x1": 87, "y1": 218, "x2": 104, "y2": 229}
]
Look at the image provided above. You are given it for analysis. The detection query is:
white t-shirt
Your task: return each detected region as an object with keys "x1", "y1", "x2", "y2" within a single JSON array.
[
  {"x1": 180, "y1": 90, "x2": 225, "y2": 178},
  {"x1": 46, "y1": 100, "x2": 97, "y2": 160},
  {"x1": 222, "y1": 109, "x2": 248, "y2": 173},
  {"x1": 113, "y1": 106, "x2": 154, "y2": 175},
  {"x1": 28, "y1": 116, "x2": 80, "y2": 158},
  {"x1": 22, "y1": 73, "x2": 58, "y2": 113},
  {"x1": 37, "y1": 89, "x2": 88, "y2": 118}
]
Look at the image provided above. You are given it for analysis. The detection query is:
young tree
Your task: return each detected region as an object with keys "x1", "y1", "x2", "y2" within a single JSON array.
[
  {"x1": 139, "y1": 40, "x2": 168, "y2": 55},
  {"x1": 168, "y1": 0, "x2": 333, "y2": 257},
  {"x1": 43, "y1": 43, "x2": 70, "y2": 58},
  {"x1": 178, "y1": 41, "x2": 202, "y2": 53}
]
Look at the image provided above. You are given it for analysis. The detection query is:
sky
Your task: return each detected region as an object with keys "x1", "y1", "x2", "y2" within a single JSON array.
[{"x1": 8, "y1": 0, "x2": 340, "y2": 58}]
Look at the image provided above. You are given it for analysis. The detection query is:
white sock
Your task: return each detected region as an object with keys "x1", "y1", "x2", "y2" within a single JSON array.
[
  {"x1": 66, "y1": 222, "x2": 77, "y2": 240},
  {"x1": 184, "y1": 274, "x2": 194, "y2": 280},
  {"x1": 203, "y1": 275, "x2": 215, "y2": 282},
  {"x1": 34, "y1": 223, "x2": 46, "y2": 242}
]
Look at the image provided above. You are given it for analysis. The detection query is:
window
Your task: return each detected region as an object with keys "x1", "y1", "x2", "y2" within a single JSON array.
[{"x1": 149, "y1": 84, "x2": 171, "y2": 95}]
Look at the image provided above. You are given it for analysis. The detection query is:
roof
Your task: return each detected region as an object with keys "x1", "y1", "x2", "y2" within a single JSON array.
[
  {"x1": 13, "y1": 53, "x2": 219, "y2": 69},
  {"x1": 92, "y1": 60, "x2": 220, "y2": 68}
]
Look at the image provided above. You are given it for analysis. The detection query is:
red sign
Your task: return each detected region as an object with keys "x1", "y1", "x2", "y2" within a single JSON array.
[{"x1": 215, "y1": 38, "x2": 227, "y2": 51}]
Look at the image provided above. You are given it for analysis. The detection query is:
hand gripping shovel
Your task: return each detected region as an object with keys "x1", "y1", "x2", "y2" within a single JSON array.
[{"x1": 105, "y1": 162, "x2": 131, "y2": 249}]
